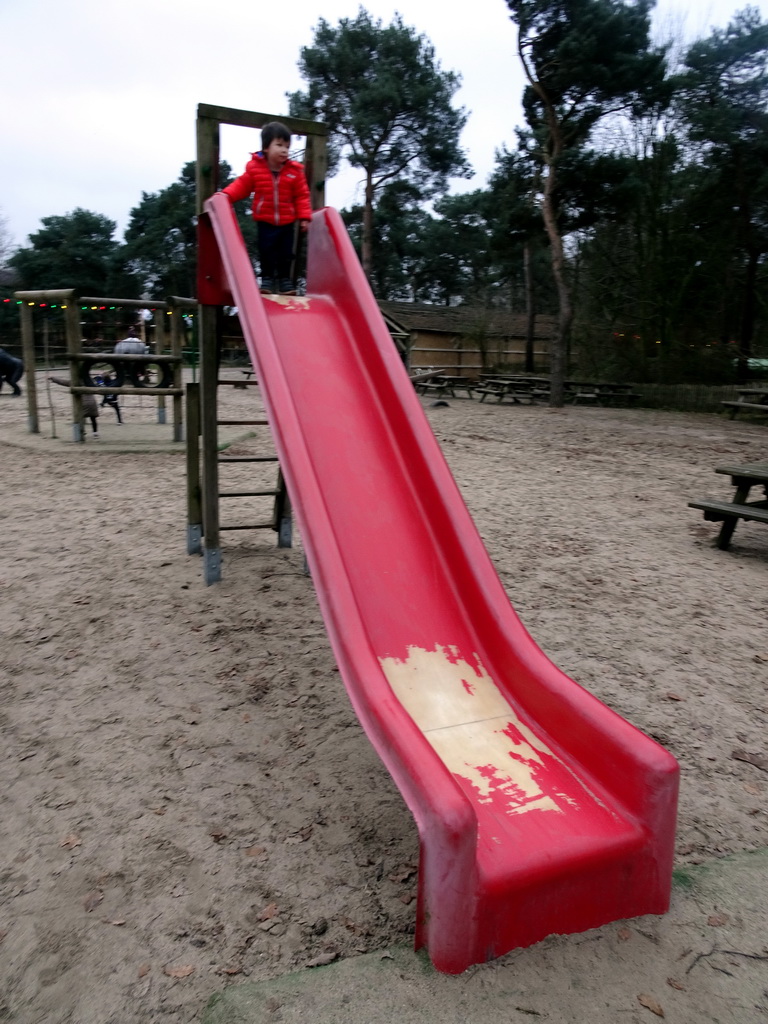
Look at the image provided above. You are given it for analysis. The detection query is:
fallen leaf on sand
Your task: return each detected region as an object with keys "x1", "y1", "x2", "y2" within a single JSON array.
[
  {"x1": 667, "y1": 978, "x2": 686, "y2": 991},
  {"x1": 257, "y1": 902, "x2": 279, "y2": 921},
  {"x1": 731, "y1": 750, "x2": 768, "y2": 772},
  {"x1": 638, "y1": 993, "x2": 665, "y2": 1017},
  {"x1": 102, "y1": 918, "x2": 126, "y2": 926},
  {"x1": 163, "y1": 964, "x2": 195, "y2": 979},
  {"x1": 218, "y1": 965, "x2": 242, "y2": 975},
  {"x1": 285, "y1": 825, "x2": 313, "y2": 845},
  {"x1": 388, "y1": 866, "x2": 417, "y2": 884},
  {"x1": 342, "y1": 917, "x2": 371, "y2": 936},
  {"x1": 83, "y1": 891, "x2": 104, "y2": 913},
  {"x1": 617, "y1": 927, "x2": 632, "y2": 942},
  {"x1": 209, "y1": 830, "x2": 228, "y2": 843},
  {"x1": 665, "y1": 693, "x2": 685, "y2": 701},
  {"x1": 707, "y1": 912, "x2": 730, "y2": 927},
  {"x1": 60, "y1": 835, "x2": 81, "y2": 849},
  {"x1": 244, "y1": 846, "x2": 265, "y2": 857},
  {"x1": 743, "y1": 783, "x2": 761, "y2": 795},
  {"x1": 306, "y1": 952, "x2": 338, "y2": 968},
  {"x1": 137, "y1": 963, "x2": 151, "y2": 978}
]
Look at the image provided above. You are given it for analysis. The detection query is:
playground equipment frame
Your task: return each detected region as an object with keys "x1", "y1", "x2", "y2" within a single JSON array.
[{"x1": 15, "y1": 290, "x2": 192, "y2": 441}]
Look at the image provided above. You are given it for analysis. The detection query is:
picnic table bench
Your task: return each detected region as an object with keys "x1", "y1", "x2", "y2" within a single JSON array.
[
  {"x1": 721, "y1": 388, "x2": 768, "y2": 419},
  {"x1": 565, "y1": 381, "x2": 641, "y2": 404},
  {"x1": 475, "y1": 376, "x2": 640, "y2": 405},
  {"x1": 413, "y1": 372, "x2": 461, "y2": 399},
  {"x1": 441, "y1": 376, "x2": 477, "y2": 398},
  {"x1": 688, "y1": 461, "x2": 768, "y2": 549},
  {"x1": 410, "y1": 372, "x2": 479, "y2": 400},
  {"x1": 474, "y1": 379, "x2": 542, "y2": 404}
]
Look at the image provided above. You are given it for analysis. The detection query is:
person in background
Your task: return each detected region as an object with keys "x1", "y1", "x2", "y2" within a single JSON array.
[
  {"x1": 98, "y1": 371, "x2": 123, "y2": 424},
  {"x1": 114, "y1": 326, "x2": 148, "y2": 355},
  {"x1": 49, "y1": 375, "x2": 100, "y2": 438},
  {"x1": 222, "y1": 121, "x2": 312, "y2": 296},
  {"x1": 114, "y1": 326, "x2": 149, "y2": 385},
  {"x1": 0, "y1": 347, "x2": 24, "y2": 396}
]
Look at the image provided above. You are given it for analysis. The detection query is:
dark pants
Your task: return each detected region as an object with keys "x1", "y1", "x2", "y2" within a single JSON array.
[
  {"x1": 101, "y1": 394, "x2": 123, "y2": 423},
  {"x1": 0, "y1": 356, "x2": 23, "y2": 395},
  {"x1": 257, "y1": 222, "x2": 296, "y2": 280}
]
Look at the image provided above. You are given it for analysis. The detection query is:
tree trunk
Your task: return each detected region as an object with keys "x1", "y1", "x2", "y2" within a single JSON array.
[
  {"x1": 361, "y1": 172, "x2": 375, "y2": 283},
  {"x1": 737, "y1": 247, "x2": 758, "y2": 381},
  {"x1": 517, "y1": 29, "x2": 571, "y2": 407},
  {"x1": 523, "y1": 242, "x2": 536, "y2": 373},
  {"x1": 540, "y1": 164, "x2": 572, "y2": 407}
]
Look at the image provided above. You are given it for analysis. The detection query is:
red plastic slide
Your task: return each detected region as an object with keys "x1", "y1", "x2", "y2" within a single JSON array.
[{"x1": 201, "y1": 194, "x2": 679, "y2": 974}]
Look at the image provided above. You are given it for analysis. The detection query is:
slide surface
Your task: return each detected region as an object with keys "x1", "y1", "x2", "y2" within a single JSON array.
[{"x1": 202, "y1": 194, "x2": 679, "y2": 974}]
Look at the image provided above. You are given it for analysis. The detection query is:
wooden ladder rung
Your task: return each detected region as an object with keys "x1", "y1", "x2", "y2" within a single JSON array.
[
  {"x1": 218, "y1": 455, "x2": 278, "y2": 463},
  {"x1": 220, "y1": 522, "x2": 275, "y2": 531},
  {"x1": 219, "y1": 490, "x2": 279, "y2": 498},
  {"x1": 217, "y1": 419, "x2": 269, "y2": 426}
]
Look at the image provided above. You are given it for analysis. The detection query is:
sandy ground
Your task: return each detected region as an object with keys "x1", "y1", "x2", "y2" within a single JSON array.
[{"x1": 1, "y1": 375, "x2": 767, "y2": 1023}]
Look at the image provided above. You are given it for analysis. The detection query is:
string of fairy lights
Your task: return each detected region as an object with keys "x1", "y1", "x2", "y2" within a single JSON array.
[{"x1": 2, "y1": 298, "x2": 194, "y2": 317}]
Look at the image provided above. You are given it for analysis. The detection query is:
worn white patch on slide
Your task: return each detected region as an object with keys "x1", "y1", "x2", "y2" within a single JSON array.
[{"x1": 379, "y1": 645, "x2": 566, "y2": 816}]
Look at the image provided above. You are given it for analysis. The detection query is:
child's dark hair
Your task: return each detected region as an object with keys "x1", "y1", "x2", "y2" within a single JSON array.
[{"x1": 261, "y1": 121, "x2": 291, "y2": 150}]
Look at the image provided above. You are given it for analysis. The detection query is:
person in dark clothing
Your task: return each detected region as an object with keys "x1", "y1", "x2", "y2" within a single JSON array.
[
  {"x1": 49, "y1": 376, "x2": 100, "y2": 438},
  {"x1": 98, "y1": 372, "x2": 123, "y2": 424},
  {"x1": 0, "y1": 347, "x2": 24, "y2": 395}
]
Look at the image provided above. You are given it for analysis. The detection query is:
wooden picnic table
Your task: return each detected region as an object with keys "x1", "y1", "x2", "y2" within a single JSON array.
[
  {"x1": 689, "y1": 461, "x2": 768, "y2": 549},
  {"x1": 476, "y1": 377, "x2": 641, "y2": 405},
  {"x1": 564, "y1": 381, "x2": 641, "y2": 404},
  {"x1": 440, "y1": 375, "x2": 477, "y2": 398},
  {"x1": 412, "y1": 372, "x2": 479, "y2": 399},
  {"x1": 474, "y1": 378, "x2": 547, "y2": 404},
  {"x1": 721, "y1": 387, "x2": 768, "y2": 419}
]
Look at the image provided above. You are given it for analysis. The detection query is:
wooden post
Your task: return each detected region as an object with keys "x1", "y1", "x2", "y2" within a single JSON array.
[
  {"x1": 196, "y1": 112, "x2": 220, "y2": 215},
  {"x1": 64, "y1": 299, "x2": 84, "y2": 441},
  {"x1": 169, "y1": 299, "x2": 193, "y2": 442},
  {"x1": 307, "y1": 132, "x2": 328, "y2": 211},
  {"x1": 19, "y1": 303, "x2": 39, "y2": 433},
  {"x1": 186, "y1": 382, "x2": 202, "y2": 553},
  {"x1": 154, "y1": 311, "x2": 168, "y2": 424},
  {"x1": 273, "y1": 469, "x2": 292, "y2": 547},
  {"x1": 196, "y1": 110, "x2": 222, "y2": 584},
  {"x1": 199, "y1": 304, "x2": 221, "y2": 584}
]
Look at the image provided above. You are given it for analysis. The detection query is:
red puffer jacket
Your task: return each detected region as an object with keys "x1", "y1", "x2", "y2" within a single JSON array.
[{"x1": 223, "y1": 152, "x2": 312, "y2": 226}]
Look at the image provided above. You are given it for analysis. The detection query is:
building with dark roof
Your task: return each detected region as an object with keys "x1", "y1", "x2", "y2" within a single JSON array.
[{"x1": 377, "y1": 302, "x2": 555, "y2": 377}]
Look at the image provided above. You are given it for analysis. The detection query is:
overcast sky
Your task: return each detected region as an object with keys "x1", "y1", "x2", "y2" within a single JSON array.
[{"x1": 1, "y1": 0, "x2": 764, "y2": 250}]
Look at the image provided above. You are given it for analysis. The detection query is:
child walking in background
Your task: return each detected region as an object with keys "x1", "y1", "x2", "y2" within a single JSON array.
[
  {"x1": 0, "y1": 347, "x2": 24, "y2": 395},
  {"x1": 49, "y1": 376, "x2": 100, "y2": 438},
  {"x1": 98, "y1": 372, "x2": 123, "y2": 424},
  {"x1": 222, "y1": 122, "x2": 312, "y2": 296}
]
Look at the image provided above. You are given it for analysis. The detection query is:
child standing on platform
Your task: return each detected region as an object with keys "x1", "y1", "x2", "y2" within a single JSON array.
[{"x1": 222, "y1": 122, "x2": 312, "y2": 296}]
